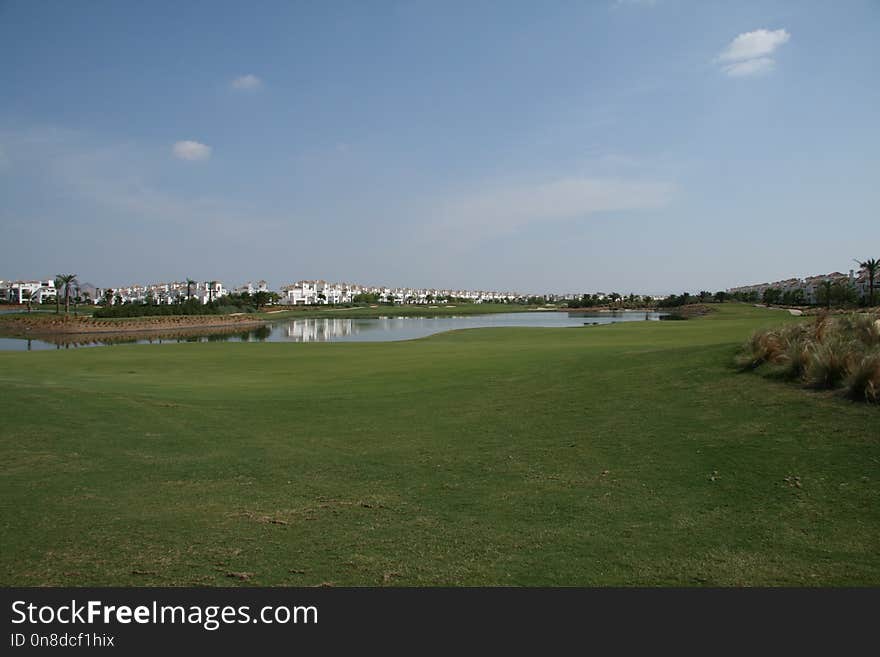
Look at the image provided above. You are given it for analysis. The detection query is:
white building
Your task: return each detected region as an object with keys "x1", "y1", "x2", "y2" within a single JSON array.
[
  {"x1": 235, "y1": 280, "x2": 269, "y2": 296},
  {"x1": 1, "y1": 279, "x2": 57, "y2": 304},
  {"x1": 281, "y1": 280, "x2": 320, "y2": 305}
]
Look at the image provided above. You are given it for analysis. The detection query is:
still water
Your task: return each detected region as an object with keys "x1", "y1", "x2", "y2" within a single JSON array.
[{"x1": 0, "y1": 311, "x2": 667, "y2": 351}]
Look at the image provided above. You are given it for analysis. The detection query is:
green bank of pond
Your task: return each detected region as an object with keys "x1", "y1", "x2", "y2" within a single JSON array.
[{"x1": 0, "y1": 310, "x2": 668, "y2": 350}]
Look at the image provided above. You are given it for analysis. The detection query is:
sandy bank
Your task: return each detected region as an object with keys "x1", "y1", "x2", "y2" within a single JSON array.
[{"x1": 0, "y1": 314, "x2": 267, "y2": 336}]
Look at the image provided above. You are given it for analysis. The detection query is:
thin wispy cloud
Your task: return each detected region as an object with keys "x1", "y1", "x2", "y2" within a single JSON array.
[
  {"x1": 613, "y1": 0, "x2": 657, "y2": 7},
  {"x1": 172, "y1": 140, "x2": 212, "y2": 161},
  {"x1": 36, "y1": 131, "x2": 282, "y2": 237},
  {"x1": 427, "y1": 176, "x2": 675, "y2": 243},
  {"x1": 723, "y1": 57, "x2": 776, "y2": 78},
  {"x1": 230, "y1": 74, "x2": 263, "y2": 91},
  {"x1": 717, "y1": 28, "x2": 790, "y2": 77}
]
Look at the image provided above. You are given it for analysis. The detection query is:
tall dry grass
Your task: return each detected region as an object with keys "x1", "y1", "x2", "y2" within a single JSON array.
[
  {"x1": 844, "y1": 352, "x2": 880, "y2": 403},
  {"x1": 736, "y1": 312, "x2": 880, "y2": 403}
]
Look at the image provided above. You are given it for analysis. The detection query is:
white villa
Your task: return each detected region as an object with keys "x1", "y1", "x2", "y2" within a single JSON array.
[
  {"x1": 234, "y1": 280, "x2": 269, "y2": 296},
  {"x1": 0, "y1": 279, "x2": 58, "y2": 304},
  {"x1": 281, "y1": 280, "x2": 325, "y2": 305}
]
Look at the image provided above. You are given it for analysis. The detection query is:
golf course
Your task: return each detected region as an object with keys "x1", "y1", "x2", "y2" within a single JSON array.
[{"x1": 1, "y1": 303, "x2": 877, "y2": 586}]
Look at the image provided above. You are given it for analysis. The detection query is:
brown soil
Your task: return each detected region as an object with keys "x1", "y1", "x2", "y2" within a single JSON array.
[
  {"x1": 20, "y1": 324, "x2": 268, "y2": 347},
  {"x1": 0, "y1": 313, "x2": 267, "y2": 336}
]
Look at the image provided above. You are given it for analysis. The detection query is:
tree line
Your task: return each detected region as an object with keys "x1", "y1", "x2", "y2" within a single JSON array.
[{"x1": 92, "y1": 290, "x2": 281, "y2": 318}]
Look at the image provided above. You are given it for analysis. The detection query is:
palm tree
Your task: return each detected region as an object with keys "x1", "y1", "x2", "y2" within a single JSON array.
[
  {"x1": 54, "y1": 275, "x2": 64, "y2": 314},
  {"x1": 854, "y1": 258, "x2": 879, "y2": 306},
  {"x1": 56, "y1": 274, "x2": 78, "y2": 315},
  {"x1": 73, "y1": 285, "x2": 81, "y2": 316},
  {"x1": 186, "y1": 278, "x2": 196, "y2": 299},
  {"x1": 819, "y1": 280, "x2": 833, "y2": 310}
]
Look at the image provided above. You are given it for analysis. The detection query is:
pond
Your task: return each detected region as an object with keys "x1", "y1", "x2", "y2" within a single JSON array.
[{"x1": 0, "y1": 311, "x2": 668, "y2": 351}]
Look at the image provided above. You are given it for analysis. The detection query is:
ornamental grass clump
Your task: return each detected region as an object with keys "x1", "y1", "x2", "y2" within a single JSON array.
[
  {"x1": 843, "y1": 351, "x2": 880, "y2": 403},
  {"x1": 735, "y1": 330, "x2": 784, "y2": 371},
  {"x1": 839, "y1": 313, "x2": 880, "y2": 348},
  {"x1": 773, "y1": 331, "x2": 813, "y2": 381},
  {"x1": 804, "y1": 336, "x2": 856, "y2": 389},
  {"x1": 736, "y1": 312, "x2": 880, "y2": 404}
]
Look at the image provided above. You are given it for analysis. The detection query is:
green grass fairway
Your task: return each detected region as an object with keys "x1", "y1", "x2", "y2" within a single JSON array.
[{"x1": 1, "y1": 304, "x2": 877, "y2": 586}]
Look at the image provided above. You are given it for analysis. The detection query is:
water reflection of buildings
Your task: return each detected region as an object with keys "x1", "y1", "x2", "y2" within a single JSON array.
[{"x1": 283, "y1": 318, "x2": 357, "y2": 342}]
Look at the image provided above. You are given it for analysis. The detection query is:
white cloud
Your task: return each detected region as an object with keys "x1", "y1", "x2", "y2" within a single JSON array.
[
  {"x1": 172, "y1": 140, "x2": 212, "y2": 161},
  {"x1": 719, "y1": 28, "x2": 790, "y2": 62},
  {"x1": 427, "y1": 177, "x2": 675, "y2": 242},
  {"x1": 718, "y1": 29, "x2": 791, "y2": 62},
  {"x1": 230, "y1": 74, "x2": 263, "y2": 91},
  {"x1": 723, "y1": 57, "x2": 776, "y2": 78},
  {"x1": 717, "y1": 28, "x2": 789, "y2": 78}
]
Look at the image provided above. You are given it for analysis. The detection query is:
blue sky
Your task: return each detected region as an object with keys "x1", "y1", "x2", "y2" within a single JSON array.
[{"x1": 1, "y1": 0, "x2": 878, "y2": 294}]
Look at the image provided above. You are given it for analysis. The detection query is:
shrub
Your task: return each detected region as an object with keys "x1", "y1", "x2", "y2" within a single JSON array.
[
  {"x1": 735, "y1": 330, "x2": 781, "y2": 370},
  {"x1": 811, "y1": 313, "x2": 831, "y2": 342},
  {"x1": 838, "y1": 313, "x2": 880, "y2": 347},
  {"x1": 804, "y1": 337, "x2": 856, "y2": 389},
  {"x1": 772, "y1": 332, "x2": 813, "y2": 381},
  {"x1": 843, "y1": 351, "x2": 880, "y2": 403},
  {"x1": 735, "y1": 312, "x2": 880, "y2": 403}
]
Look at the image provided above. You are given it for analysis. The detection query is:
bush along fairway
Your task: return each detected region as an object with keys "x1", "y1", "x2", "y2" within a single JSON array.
[{"x1": 736, "y1": 311, "x2": 880, "y2": 403}]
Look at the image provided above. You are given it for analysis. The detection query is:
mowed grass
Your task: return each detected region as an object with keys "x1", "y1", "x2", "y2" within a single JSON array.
[{"x1": 0, "y1": 304, "x2": 877, "y2": 586}]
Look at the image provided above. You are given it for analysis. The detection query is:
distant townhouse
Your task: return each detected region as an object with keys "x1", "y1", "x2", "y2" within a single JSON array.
[
  {"x1": 1, "y1": 279, "x2": 57, "y2": 304},
  {"x1": 281, "y1": 280, "x2": 321, "y2": 305},
  {"x1": 234, "y1": 280, "x2": 269, "y2": 296},
  {"x1": 729, "y1": 267, "x2": 869, "y2": 304}
]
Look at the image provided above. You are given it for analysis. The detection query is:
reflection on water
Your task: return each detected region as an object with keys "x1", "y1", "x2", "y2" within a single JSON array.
[
  {"x1": 284, "y1": 318, "x2": 358, "y2": 342},
  {"x1": 0, "y1": 311, "x2": 667, "y2": 351},
  {"x1": 276, "y1": 312, "x2": 667, "y2": 343},
  {"x1": 0, "y1": 324, "x2": 273, "y2": 351}
]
